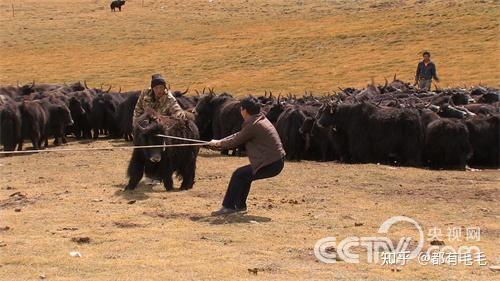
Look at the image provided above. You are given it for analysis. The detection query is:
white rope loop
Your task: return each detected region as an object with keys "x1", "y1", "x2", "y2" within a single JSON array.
[
  {"x1": 0, "y1": 141, "x2": 209, "y2": 156},
  {"x1": 155, "y1": 134, "x2": 207, "y2": 143}
]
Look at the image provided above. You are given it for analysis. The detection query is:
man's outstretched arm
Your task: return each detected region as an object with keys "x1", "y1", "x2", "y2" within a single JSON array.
[{"x1": 208, "y1": 126, "x2": 253, "y2": 149}]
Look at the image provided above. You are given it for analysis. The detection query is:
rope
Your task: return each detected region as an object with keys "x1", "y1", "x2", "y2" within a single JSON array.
[
  {"x1": 0, "y1": 142, "x2": 209, "y2": 156},
  {"x1": 155, "y1": 134, "x2": 207, "y2": 143}
]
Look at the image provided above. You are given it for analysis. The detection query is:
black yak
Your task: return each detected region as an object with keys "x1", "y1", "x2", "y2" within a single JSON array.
[
  {"x1": 424, "y1": 118, "x2": 472, "y2": 170},
  {"x1": 274, "y1": 103, "x2": 322, "y2": 161},
  {"x1": 317, "y1": 101, "x2": 423, "y2": 166},
  {"x1": 125, "y1": 110, "x2": 200, "y2": 191},
  {"x1": 116, "y1": 91, "x2": 140, "y2": 141},
  {"x1": 18, "y1": 100, "x2": 48, "y2": 150},
  {"x1": 110, "y1": 0, "x2": 126, "y2": 12},
  {"x1": 194, "y1": 92, "x2": 243, "y2": 155},
  {"x1": 90, "y1": 92, "x2": 124, "y2": 139},
  {"x1": 39, "y1": 97, "x2": 74, "y2": 147},
  {"x1": 68, "y1": 90, "x2": 94, "y2": 139},
  {"x1": 0, "y1": 95, "x2": 22, "y2": 151},
  {"x1": 465, "y1": 114, "x2": 499, "y2": 168},
  {"x1": 275, "y1": 105, "x2": 309, "y2": 161}
]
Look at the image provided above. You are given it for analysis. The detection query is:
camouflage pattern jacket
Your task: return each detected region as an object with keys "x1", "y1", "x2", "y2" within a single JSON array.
[{"x1": 133, "y1": 88, "x2": 186, "y2": 122}]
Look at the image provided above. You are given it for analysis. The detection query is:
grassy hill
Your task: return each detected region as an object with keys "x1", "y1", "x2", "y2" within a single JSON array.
[{"x1": 0, "y1": 0, "x2": 498, "y2": 94}]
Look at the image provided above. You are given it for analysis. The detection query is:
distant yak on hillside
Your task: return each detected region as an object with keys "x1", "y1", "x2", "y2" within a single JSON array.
[{"x1": 110, "y1": 0, "x2": 126, "y2": 12}]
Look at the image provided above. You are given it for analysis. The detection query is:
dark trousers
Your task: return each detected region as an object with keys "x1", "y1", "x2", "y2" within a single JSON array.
[
  {"x1": 418, "y1": 79, "x2": 432, "y2": 91},
  {"x1": 222, "y1": 158, "x2": 284, "y2": 209}
]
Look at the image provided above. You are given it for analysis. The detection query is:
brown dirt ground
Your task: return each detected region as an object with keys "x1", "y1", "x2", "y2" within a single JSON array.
[
  {"x1": 1, "y1": 0, "x2": 499, "y2": 280},
  {"x1": 0, "y1": 139, "x2": 499, "y2": 280}
]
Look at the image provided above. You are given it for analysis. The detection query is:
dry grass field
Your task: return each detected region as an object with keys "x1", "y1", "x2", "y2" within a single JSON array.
[
  {"x1": 0, "y1": 0, "x2": 499, "y2": 93},
  {"x1": 1, "y1": 0, "x2": 499, "y2": 280}
]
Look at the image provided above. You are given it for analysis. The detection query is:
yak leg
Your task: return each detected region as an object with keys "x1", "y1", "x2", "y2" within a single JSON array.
[
  {"x1": 31, "y1": 134, "x2": 40, "y2": 150},
  {"x1": 125, "y1": 149, "x2": 145, "y2": 190},
  {"x1": 53, "y1": 135, "x2": 61, "y2": 146},
  {"x1": 92, "y1": 129, "x2": 99, "y2": 139},
  {"x1": 162, "y1": 169, "x2": 174, "y2": 191},
  {"x1": 180, "y1": 161, "x2": 196, "y2": 190},
  {"x1": 161, "y1": 160, "x2": 174, "y2": 191},
  {"x1": 17, "y1": 140, "x2": 24, "y2": 151}
]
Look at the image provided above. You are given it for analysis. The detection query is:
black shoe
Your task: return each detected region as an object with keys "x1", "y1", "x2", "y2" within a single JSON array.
[{"x1": 211, "y1": 207, "x2": 237, "y2": 216}]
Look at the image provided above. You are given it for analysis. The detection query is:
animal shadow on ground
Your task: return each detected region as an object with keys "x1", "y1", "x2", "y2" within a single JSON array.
[
  {"x1": 77, "y1": 139, "x2": 94, "y2": 145},
  {"x1": 113, "y1": 182, "x2": 188, "y2": 193},
  {"x1": 113, "y1": 187, "x2": 150, "y2": 201},
  {"x1": 190, "y1": 213, "x2": 272, "y2": 225}
]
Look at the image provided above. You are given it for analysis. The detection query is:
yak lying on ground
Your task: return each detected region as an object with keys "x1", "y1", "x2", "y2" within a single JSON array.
[
  {"x1": 318, "y1": 101, "x2": 423, "y2": 166},
  {"x1": 125, "y1": 110, "x2": 200, "y2": 191}
]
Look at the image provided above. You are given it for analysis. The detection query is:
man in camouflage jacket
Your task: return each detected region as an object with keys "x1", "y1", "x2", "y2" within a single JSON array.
[{"x1": 133, "y1": 73, "x2": 186, "y2": 124}]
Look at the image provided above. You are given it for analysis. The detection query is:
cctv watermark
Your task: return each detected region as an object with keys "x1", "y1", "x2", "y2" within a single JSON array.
[{"x1": 314, "y1": 216, "x2": 488, "y2": 266}]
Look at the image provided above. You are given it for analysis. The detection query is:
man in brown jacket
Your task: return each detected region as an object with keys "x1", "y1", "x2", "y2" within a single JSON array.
[{"x1": 208, "y1": 97, "x2": 286, "y2": 216}]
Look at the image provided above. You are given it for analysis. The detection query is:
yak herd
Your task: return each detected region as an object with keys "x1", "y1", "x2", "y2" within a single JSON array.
[{"x1": 0, "y1": 78, "x2": 499, "y2": 172}]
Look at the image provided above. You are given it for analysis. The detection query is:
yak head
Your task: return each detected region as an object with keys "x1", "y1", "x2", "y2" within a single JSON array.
[
  {"x1": 478, "y1": 92, "x2": 499, "y2": 104},
  {"x1": 265, "y1": 101, "x2": 285, "y2": 124},
  {"x1": 193, "y1": 91, "x2": 216, "y2": 140},
  {"x1": 134, "y1": 111, "x2": 166, "y2": 163},
  {"x1": 438, "y1": 103, "x2": 466, "y2": 119},
  {"x1": 53, "y1": 100, "x2": 74, "y2": 127},
  {"x1": 299, "y1": 117, "x2": 315, "y2": 135},
  {"x1": 69, "y1": 81, "x2": 86, "y2": 92},
  {"x1": 317, "y1": 99, "x2": 341, "y2": 128},
  {"x1": 18, "y1": 80, "x2": 35, "y2": 96},
  {"x1": 68, "y1": 96, "x2": 86, "y2": 119},
  {"x1": 451, "y1": 91, "x2": 474, "y2": 105}
]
